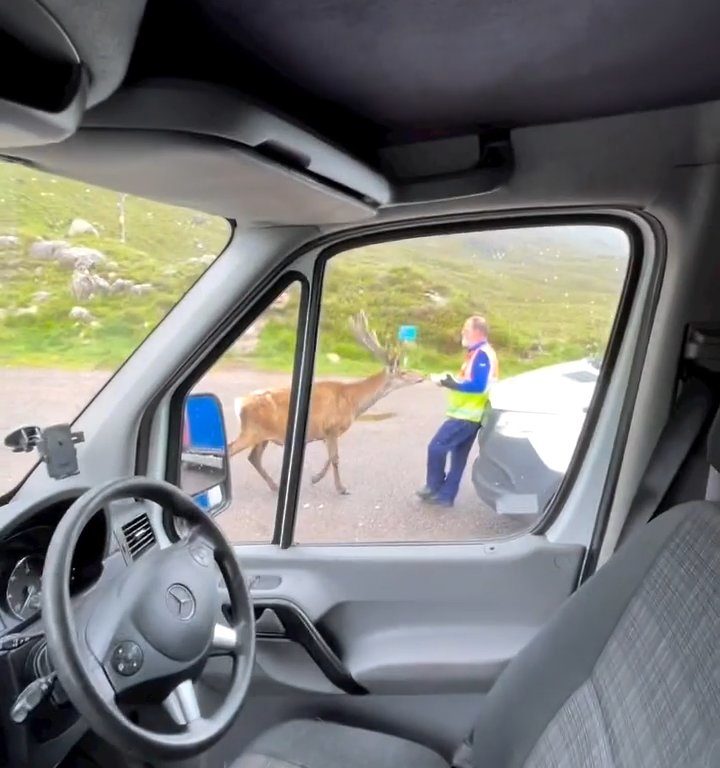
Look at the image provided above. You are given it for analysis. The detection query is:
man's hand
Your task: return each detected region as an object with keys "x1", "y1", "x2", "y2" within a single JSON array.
[{"x1": 430, "y1": 372, "x2": 457, "y2": 388}]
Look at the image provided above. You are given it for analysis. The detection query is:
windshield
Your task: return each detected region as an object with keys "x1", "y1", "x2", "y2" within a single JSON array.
[{"x1": 0, "y1": 160, "x2": 231, "y2": 494}]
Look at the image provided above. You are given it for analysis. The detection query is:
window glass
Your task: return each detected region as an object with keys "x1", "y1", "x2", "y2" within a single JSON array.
[
  {"x1": 293, "y1": 225, "x2": 630, "y2": 543},
  {"x1": 180, "y1": 284, "x2": 301, "y2": 542},
  {"x1": 0, "y1": 161, "x2": 230, "y2": 495}
]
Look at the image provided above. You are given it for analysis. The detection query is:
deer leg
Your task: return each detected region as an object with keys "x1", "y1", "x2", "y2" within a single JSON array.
[
  {"x1": 312, "y1": 448, "x2": 332, "y2": 485},
  {"x1": 228, "y1": 431, "x2": 252, "y2": 457},
  {"x1": 326, "y1": 435, "x2": 348, "y2": 495},
  {"x1": 248, "y1": 441, "x2": 278, "y2": 492}
]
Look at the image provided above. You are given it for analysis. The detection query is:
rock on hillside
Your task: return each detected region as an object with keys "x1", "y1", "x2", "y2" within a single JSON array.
[
  {"x1": 29, "y1": 240, "x2": 70, "y2": 261},
  {"x1": 30, "y1": 240, "x2": 106, "y2": 270},
  {"x1": 0, "y1": 235, "x2": 20, "y2": 249},
  {"x1": 109, "y1": 278, "x2": 134, "y2": 294},
  {"x1": 71, "y1": 268, "x2": 110, "y2": 301},
  {"x1": 129, "y1": 283, "x2": 154, "y2": 296},
  {"x1": 69, "y1": 306, "x2": 94, "y2": 323},
  {"x1": 67, "y1": 218, "x2": 99, "y2": 237}
]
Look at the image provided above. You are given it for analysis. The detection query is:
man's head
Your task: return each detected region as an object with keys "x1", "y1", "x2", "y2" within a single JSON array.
[{"x1": 461, "y1": 315, "x2": 488, "y2": 348}]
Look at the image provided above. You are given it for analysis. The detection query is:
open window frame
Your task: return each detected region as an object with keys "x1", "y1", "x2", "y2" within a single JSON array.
[{"x1": 156, "y1": 213, "x2": 646, "y2": 551}]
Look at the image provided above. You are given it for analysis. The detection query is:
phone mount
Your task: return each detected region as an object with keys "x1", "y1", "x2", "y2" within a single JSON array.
[{"x1": 3, "y1": 424, "x2": 85, "y2": 480}]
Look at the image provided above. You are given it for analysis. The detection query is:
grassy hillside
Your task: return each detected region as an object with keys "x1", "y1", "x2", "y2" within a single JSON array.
[
  {"x1": 0, "y1": 161, "x2": 230, "y2": 368},
  {"x1": 253, "y1": 235, "x2": 628, "y2": 377},
  {"x1": 0, "y1": 161, "x2": 629, "y2": 377}
]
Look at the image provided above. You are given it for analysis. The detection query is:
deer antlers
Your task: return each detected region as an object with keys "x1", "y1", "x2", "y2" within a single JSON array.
[{"x1": 348, "y1": 311, "x2": 399, "y2": 368}]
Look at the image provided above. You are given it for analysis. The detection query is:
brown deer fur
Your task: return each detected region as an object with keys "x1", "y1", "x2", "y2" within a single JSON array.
[{"x1": 229, "y1": 368, "x2": 423, "y2": 494}]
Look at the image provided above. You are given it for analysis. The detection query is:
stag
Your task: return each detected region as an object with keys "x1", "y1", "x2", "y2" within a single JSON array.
[{"x1": 228, "y1": 312, "x2": 424, "y2": 494}]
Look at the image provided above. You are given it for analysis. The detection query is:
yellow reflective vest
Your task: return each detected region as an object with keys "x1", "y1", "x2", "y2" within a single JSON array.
[{"x1": 446, "y1": 342, "x2": 499, "y2": 422}]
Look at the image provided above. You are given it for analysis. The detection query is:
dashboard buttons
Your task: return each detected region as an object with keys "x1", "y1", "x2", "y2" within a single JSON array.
[
  {"x1": 111, "y1": 641, "x2": 143, "y2": 676},
  {"x1": 0, "y1": 634, "x2": 35, "y2": 652}
]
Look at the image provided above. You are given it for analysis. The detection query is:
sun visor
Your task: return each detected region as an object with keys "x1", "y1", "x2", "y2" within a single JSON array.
[
  {"x1": 83, "y1": 80, "x2": 391, "y2": 207},
  {"x1": 12, "y1": 129, "x2": 378, "y2": 225},
  {"x1": 0, "y1": 0, "x2": 146, "y2": 148}
]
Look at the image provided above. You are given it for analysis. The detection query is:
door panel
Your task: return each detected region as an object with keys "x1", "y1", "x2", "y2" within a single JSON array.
[
  {"x1": 195, "y1": 538, "x2": 582, "y2": 764},
  {"x1": 237, "y1": 537, "x2": 583, "y2": 695}
]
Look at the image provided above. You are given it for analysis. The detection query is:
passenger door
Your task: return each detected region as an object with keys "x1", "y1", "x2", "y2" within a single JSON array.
[{"x1": 166, "y1": 218, "x2": 649, "y2": 759}]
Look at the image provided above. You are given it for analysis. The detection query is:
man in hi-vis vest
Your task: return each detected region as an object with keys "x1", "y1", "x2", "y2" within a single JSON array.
[{"x1": 418, "y1": 315, "x2": 499, "y2": 507}]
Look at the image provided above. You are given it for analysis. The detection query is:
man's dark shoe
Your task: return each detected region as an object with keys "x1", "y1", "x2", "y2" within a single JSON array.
[
  {"x1": 425, "y1": 496, "x2": 454, "y2": 508},
  {"x1": 416, "y1": 486, "x2": 436, "y2": 500}
]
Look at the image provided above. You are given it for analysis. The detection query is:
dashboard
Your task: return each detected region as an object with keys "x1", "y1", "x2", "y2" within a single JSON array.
[
  {"x1": 0, "y1": 499, "x2": 107, "y2": 634},
  {"x1": 0, "y1": 489, "x2": 166, "y2": 768}
]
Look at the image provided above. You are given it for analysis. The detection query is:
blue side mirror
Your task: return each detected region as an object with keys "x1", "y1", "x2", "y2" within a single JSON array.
[{"x1": 180, "y1": 393, "x2": 231, "y2": 516}]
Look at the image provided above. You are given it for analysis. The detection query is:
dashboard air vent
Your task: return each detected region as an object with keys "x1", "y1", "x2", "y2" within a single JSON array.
[{"x1": 121, "y1": 513, "x2": 156, "y2": 561}]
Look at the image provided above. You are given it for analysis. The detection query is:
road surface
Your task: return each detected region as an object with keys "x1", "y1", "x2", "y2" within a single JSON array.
[{"x1": 1, "y1": 367, "x2": 529, "y2": 543}]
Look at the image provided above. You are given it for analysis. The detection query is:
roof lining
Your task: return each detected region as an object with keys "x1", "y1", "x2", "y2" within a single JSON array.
[{"x1": 126, "y1": 0, "x2": 720, "y2": 160}]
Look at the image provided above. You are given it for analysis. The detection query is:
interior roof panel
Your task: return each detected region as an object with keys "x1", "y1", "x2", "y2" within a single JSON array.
[{"x1": 128, "y1": 0, "x2": 720, "y2": 150}]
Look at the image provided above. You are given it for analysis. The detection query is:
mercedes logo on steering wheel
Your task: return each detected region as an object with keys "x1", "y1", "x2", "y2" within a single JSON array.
[{"x1": 165, "y1": 583, "x2": 196, "y2": 621}]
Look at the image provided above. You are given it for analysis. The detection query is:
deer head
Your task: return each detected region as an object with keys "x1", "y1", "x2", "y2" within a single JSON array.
[{"x1": 348, "y1": 312, "x2": 425, "y2": 390}]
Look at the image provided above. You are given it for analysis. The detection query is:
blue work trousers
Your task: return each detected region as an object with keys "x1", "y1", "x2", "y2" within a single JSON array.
[{"x1": 426, "y1": 418, "x2": 480, "y2": 503}]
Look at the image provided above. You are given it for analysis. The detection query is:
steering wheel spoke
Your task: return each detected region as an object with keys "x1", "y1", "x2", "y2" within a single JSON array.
[
  {"x1": 210, "y1": 622, "x2": 240, "y2": 656},
  {"x1": 163, "y1": 679, "x2": 202, "y2": 726},
  {"x1": 83, "y1": 651, "x2": 119, "y2": 706}
]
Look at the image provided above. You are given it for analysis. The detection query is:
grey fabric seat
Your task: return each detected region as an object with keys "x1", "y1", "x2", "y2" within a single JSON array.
[
  {"x1": 238, "y1": 720, "x2": 448, "y2": 767},
  {"x1": 237, "y1": 502, "x2": 720, "y2": 767}
]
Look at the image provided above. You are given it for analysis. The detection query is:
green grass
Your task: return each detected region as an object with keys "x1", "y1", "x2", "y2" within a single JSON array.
[
  {"x1": 0, "y1": 161, "x2": 629, "y2": 377},
  {"x1": 0, "y1": 161, "x2": 230, "y2": 368},
  {"x1": 235, "y1": 236, "x2": 627, "y2": 378}
]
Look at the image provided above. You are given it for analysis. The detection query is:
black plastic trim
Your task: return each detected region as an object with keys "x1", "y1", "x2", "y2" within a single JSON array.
[
  {"x1": 252, "y1": 598, "x2": 367, "y2": 695},
  {"x1": 0, "y1": 488, "x2": 88, "y2": 541}
]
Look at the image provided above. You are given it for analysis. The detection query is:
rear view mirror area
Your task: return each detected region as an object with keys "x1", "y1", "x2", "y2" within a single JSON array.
[{"x1": 180, "y1": 393, "x2": 231, "y2": 516}]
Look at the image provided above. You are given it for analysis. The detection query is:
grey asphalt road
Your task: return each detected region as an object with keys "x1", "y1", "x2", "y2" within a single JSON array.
[{"x1": 1, "y1": 367, "x2": 528, "y2": 543}]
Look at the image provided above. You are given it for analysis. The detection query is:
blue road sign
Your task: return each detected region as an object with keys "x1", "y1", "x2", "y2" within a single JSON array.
[{"x1": 398, "y1": 325, "x2": 418, "y2": 343}]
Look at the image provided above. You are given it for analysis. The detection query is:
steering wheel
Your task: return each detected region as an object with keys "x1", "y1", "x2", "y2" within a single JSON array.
[{"x1": 41, "y1": 478, "x2": 255, "y2": 760}]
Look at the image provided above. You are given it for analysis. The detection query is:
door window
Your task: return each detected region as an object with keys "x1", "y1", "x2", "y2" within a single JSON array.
[
  {"x1": 178, "y1": 283, "x2": 302, "y2": 542},
  {"x1": 293, "y1": 225, "x2": 631, "y2": 542}
]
